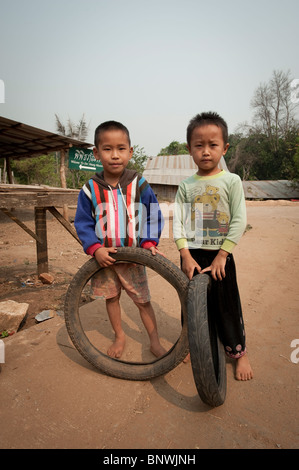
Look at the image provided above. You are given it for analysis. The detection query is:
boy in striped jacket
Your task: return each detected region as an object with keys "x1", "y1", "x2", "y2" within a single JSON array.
[{"x1": 74, "y1": 121, "x2": 166, "y2": 359}]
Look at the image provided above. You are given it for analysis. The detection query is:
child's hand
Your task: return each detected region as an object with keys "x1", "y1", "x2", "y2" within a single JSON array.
[
  {"x1": 94, "y1": 247, "x2": 117, "y2": 267},
  {"x1": 180, "y1": 248, "x2": 201, "y2": 280},
  {"x1": 201, "y1": 250, "x2": 228, "y2": 281},
  {"x1": 147, "y1": 246, "x2": 165, "y2": 257}
]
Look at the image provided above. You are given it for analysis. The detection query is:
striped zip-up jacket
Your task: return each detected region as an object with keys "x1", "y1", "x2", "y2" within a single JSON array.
[{"x1": 74, "y1": 169, "x2": 164, "y2": 255}]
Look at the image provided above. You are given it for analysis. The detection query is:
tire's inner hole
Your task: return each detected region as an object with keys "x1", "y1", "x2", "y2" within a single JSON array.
[{"x1": 78, "y1": 264, "x2": 182, "y2": 363}]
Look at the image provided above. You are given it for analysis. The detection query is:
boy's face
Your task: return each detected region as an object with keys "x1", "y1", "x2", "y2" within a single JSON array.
[
  {"x1": 188, "y1": 124, "x2": 229, "y2": 176},
  {"x1": 93, "y1": 129, "x2": 133, "y2": 183}
]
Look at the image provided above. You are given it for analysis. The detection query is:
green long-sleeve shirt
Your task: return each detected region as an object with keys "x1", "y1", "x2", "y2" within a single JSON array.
[{"x1": 173, "y1": 170, "x2": 247, "y2": 253}]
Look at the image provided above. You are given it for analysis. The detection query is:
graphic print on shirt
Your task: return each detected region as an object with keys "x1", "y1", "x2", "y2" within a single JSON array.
[{"x1": 191, "y1": 185, "x2": 229, "y2": 246}]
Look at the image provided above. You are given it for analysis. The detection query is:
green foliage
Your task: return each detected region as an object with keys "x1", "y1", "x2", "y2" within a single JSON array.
[
  {"x1": 9, "y1": 152, "x2": 93, "y2": 188},
  {"x1": 226, "y1": 69, "x2": 299, "y2": 181},
  {"x1": 127, "y1": 145, "x2": 148, "y2": 174},
  {"x1": 158, "y1": 141, "x2": 189, "y2": 155},
  {"x1": 226, "y1": 130, "x2": 299, "y2": 180},
  {"x1": 11, "y1": 154, "x2": 61, "y2": 186},
  {"x1": 250, "y1": 70, "x2": 297, "y2": 154},
  {"x1": 66, "y1": 168, "x2": 95, "y2": 188},
  {"x1": 293, "y1": 135, "x2": 299, "y2": 182}
]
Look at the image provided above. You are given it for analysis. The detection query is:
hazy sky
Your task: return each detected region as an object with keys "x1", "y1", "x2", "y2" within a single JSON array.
[{"x1": 1, "y1": 0, "x2": 298, "y2": 155}]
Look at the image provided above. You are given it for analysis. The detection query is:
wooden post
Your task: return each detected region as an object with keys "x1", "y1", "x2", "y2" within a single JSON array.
[
  {"x1": 34, "y1": 207, "x2": 48, "y2": 275},
  {"x1": 5, "y1": 157, "x2": 13, "y2": 184},
  {"x1": 59, "y1": 149, "x2": 69, "y2": 221},
  {"x1": 1, "y1": 208, "x2": 42, "y2": 242}
]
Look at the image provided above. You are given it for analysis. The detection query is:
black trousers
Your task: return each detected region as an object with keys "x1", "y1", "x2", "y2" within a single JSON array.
[{"x1": 189, "y1": 249, "x2": 246, "y2": 358}]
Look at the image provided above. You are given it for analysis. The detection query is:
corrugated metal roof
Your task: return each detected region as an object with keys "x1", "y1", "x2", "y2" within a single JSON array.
[
  {"x1": 242, "y1": 180, "x2": 299, "y2": 199},
  {"x1": 143, "y1": 155, "x2": 299, "y2": 199},
  {"x1": 0, "y1": 116, "x2": 92, "y2": 159},
  {"x1": 143, "y1": 154, "x2": 228, "y2": 185},
  {"x1": 145, "y1": 154, "x2": 198, "y2": 170}
]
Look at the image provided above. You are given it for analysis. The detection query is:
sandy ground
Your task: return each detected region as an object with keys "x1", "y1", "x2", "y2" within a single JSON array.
[{"x1": 0, "y1": 200, "x2": 298, "y2": 450}]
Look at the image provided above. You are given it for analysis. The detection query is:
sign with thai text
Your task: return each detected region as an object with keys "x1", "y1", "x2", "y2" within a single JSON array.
[{"x1": 68, "y1": 147, "x2": 103, "y2": 172}]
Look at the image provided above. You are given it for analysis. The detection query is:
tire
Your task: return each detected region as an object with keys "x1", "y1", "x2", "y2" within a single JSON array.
[
  {"x1": 64, "y1": 247, "x2": 189, "y2": 380},
  {"x1": 187, "y1": 274, "x2": 227, "y2": 407}
]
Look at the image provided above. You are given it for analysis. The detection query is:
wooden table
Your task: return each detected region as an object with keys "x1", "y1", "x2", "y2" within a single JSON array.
[{"x1": 0, "y1": 184, "x2": 82, "y2": 275}]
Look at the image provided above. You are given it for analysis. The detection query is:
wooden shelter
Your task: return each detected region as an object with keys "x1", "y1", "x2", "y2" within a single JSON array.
[{"x1": 0, "y1": 116, "x2": 93, "y2": 274}]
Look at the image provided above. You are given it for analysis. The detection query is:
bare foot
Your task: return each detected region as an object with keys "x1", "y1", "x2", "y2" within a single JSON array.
[
  {"x1": 150, "y1": 342, "x2": 167, "y2": 358},
  {"x1": 183, "y1": 353, "x2": 190, "y2": 363},
  {"x1": 235, "y1": 352, "x2": 253, "y2": 381},
  {"x1": 107, "y1": 333, "x2": 126, "y2": 358}
]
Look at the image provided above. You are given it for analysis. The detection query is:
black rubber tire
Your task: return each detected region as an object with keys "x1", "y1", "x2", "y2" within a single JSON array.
[
  {"x1": 64, "y1": 247, "x2": 189, "y2": 380},
  {"x1": 187, "y1": 274, "x2": 227, "y2": 407}
]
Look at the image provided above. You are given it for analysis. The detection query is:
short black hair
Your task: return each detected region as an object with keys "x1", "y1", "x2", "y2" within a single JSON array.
[
  {"x1": 94, "y1": 120, "x2": 131, "y2": 148},
  {"x1": 186, "y1": 112, "x2": 228, "y2": 146}
]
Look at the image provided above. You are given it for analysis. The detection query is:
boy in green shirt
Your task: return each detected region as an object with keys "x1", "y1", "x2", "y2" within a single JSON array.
[{"x1": 174, "y1": 112, "x2": 253, "y2": 381}]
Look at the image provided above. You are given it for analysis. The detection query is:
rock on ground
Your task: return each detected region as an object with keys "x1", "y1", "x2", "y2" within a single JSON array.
[{"x1": 0, "y1": 300, "x2": 29, "y2": 334}]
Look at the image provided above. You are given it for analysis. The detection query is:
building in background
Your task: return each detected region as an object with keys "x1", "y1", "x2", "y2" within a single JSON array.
[
  {"x1": 143, "y1": 154, "x2": 299, "y2": 201},
  {"x1": 143, "y1": 154, "x2": 228, "y2": 201}
]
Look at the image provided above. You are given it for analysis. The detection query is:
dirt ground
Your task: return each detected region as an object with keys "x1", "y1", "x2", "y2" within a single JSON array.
[{"x1": 0, "y1": 200, "x2": 298, "y2": 450}]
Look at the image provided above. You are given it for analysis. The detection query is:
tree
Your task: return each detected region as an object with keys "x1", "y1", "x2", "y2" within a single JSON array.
[
  {"x1": 250, "y1": 70, "x2": 298, "y2": 153},
  {"x1": 55, "y1": 113, "x2": 90, "y2": 188},
  {"x1": 55, "y1": 114, "x2": 90, "y2": 219},
  {"x1": 290, "y1": 133, "x2": 299, "y2": 182},
  {"x1": 158, "y1": 141, "x2": 189, "y2": 155},
  {"x1": 11, "y1": 154, "x2": 60, "y2": 186},
  {"x1": 227, "y1": 70, "x2": 299, "y2": 181},
  {"x1": 127, "y1": 145, "x2": 148, "y2": 174},
  {"x1": 226, "y1": 132, "x2": 272, "y2": 180},
  {"x1": 55, "y1": 114, "x2": 89, "y2": 141}
]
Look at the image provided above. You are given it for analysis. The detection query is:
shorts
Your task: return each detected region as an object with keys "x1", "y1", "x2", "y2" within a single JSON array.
[{"x1": 91, "y1": 262, "x2": 151, "y2": 304}]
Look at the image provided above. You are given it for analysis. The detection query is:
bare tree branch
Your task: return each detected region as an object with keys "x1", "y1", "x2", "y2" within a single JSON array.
[{"x1": 250, "y1": 70, "x2": 298, "y2": 153}]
